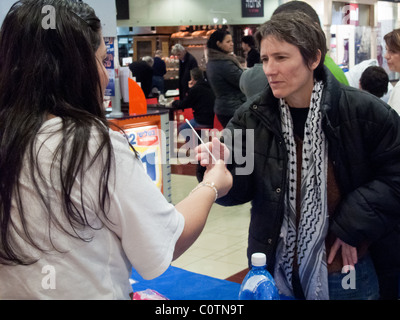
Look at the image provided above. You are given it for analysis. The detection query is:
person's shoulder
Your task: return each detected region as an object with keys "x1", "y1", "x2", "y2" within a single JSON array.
[{"x1": 340, "y1": 83, "x2": 395, "y2": 121}]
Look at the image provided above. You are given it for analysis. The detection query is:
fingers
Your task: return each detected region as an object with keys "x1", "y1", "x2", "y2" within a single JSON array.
[
  {"x1": 342, "y1": 244, "x2": 357, "y2": 271},
  {"x1": 194, "y1": 142, "x2": 212, "y2": 165},
  {"x1": 195, "y1": 139, "x2": 227, "y2": 166},
  {"x1": 327, "y1": 238, "x2": 341, "y2": 264},
  {"x1": 328, "y1": 238, "x2": 358, "y2": 273}
]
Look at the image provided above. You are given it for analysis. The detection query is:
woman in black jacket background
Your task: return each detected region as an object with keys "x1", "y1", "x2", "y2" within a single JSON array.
[{"x1": 206, "y1": 29, "x2": 246, "y2": 128}]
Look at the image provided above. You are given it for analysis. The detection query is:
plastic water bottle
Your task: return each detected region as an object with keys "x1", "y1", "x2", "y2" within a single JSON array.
[{"x1": 238, "y1": 252, "x2": 280, "y2": 300}]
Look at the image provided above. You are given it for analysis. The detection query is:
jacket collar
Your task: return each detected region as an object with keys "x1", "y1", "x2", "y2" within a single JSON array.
[
  {"x1": 207, "y1": 48, "x2": 243, "y2": 69},
  {"x1": 320, "y1": 66, "x2": 342, "y2": 131}
]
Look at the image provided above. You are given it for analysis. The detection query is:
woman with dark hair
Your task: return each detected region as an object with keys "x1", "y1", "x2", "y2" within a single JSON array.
[
  {"x1": 0, "y1": 0, "x2": 232, "y2": 299},
  {"x1": 384, "y1": 28, "x2": 400, "y2": 114},
  {"x1": 197, "y1": 12, "x2": 400, "y2": 299},
  {"x1": 206, "y1": 29, "x2": 246, "y2": 128}
]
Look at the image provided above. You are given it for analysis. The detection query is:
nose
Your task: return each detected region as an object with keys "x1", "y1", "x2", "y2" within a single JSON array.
[
  {"x1": 384, "y1": 52, "x2": 390, "y2": 61},
  {"x1": 263, "y1": 60, "x2": 276, "y2": 78}
]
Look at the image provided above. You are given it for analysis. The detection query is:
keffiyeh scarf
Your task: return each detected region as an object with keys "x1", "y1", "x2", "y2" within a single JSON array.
[{"x1": 274, "y1": 81, "x2": 330, "y2": 300}]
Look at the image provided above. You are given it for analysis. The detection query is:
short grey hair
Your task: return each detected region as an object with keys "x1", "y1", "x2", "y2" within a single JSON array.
[
  {"x1": 171, "y1": 43, "x2": 185, "y2": 55},
  {"x1": 142, "y1": 56, "x2": 154, "y2": 67}
]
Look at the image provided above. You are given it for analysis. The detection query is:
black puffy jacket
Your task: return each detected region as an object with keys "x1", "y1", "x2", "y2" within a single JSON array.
[{"x1": 216, "y1": 67, "x2": 400, "y2": 276}]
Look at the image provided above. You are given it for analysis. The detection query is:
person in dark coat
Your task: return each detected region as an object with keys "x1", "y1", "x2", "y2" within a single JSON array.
[
  {"x1": 206, "y1": 29, "x2": 246, "y2": 128},
  {"x1": 241, "y1": 35, "x2": 260, "y2": 68},
  {"x1": 129, "y1": 56, "x2": 154, "y2": 98},
  {"x1": 171, "y1": 44, "x2": 198, "y2": 100},
  {"x1": 173, "y1": 67, "x2": 215, "y2": 137},
  {"x1": 197, "y1": 12, "x2": 400, "y2": 300},
  {"x1": 152, "y1": 50, "x2": 167, "y2": 94}
]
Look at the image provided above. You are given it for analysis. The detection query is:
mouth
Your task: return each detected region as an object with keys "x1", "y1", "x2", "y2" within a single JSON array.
[{"x1": 269, "y1": 81, "x2": 284, "y2": 86}]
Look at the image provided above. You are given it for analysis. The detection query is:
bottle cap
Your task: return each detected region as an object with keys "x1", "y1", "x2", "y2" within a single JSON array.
[{"x1": 251, "y1": 252, "x2": 266, "y2": 267}]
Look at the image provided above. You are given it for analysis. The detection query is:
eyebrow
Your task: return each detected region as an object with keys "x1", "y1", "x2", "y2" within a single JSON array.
[{"x1": 260, "y1": 51, "x2": 288, "y2": 58}]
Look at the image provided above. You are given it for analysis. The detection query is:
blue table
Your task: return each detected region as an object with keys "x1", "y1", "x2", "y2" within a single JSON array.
[{"x1": 130, "y1": 266, "x2": 241, "y2": 300}]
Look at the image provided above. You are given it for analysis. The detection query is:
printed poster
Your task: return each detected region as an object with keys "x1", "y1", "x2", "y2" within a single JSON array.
[
  {"x1": 124, "y1": 125, "x2": 163, "y2": 190},
  {"x1": 241, "y1": 0, "x2": 264, "y2": 18},
  {"x1": 104, "y1": 37, "x2": 115, "y2": 97}
]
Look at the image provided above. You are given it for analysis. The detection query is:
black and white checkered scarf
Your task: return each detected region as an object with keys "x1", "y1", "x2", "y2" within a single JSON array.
[{"x1": 274, "y1": 81, "x2": 330, "y2": 299}]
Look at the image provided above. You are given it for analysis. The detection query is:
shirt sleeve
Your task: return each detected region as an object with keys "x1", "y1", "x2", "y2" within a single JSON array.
[{"x1": 104, "y1": 131, "x2": 185, "y2": 280}]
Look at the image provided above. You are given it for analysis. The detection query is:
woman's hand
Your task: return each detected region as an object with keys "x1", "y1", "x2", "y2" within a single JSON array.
[
  {"x1": 173, "y1": 159, "x2": 232, "y2": 260},
  {"x1": 328, "y1": 238, "x2": 358, "y2": 272},
  {"x1": 202, "y1": 159, "x2": 233, "y2": 199},
  {"x1": 195, "y1": 137, "x2": 230, "y2": 167}
]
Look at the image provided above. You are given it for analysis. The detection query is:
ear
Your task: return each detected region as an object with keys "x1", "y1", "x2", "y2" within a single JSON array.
[
  {"x1": 216, "y1": 41, "x2": 222, "y2": 49},
  {"x1": 310, "y1": 49, "x2": 322, "y2": 71}
]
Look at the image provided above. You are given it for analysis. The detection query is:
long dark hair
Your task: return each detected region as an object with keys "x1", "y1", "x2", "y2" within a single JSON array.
[{"x1": 0, "y1": 0, "x2": 114, "y2": 265}]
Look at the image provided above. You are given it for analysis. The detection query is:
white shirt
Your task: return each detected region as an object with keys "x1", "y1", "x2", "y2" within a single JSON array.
[
  {"x1": 0, "y1": 117, "x2": 184, "y2": 299},
  {"x1": 388, "y1": 80, "x2": 400, "y2": 115}
]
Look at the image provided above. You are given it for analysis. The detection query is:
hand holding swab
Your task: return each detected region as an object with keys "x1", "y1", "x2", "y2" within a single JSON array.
[{"x1": 185, "y1": 119, "x2": 218, "y2": 163}]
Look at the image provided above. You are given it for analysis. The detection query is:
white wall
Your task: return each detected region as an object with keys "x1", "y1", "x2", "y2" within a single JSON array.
[
  {"x1": 0, "y1": 0, "x2": 18, "y2": 27},
  {"x1": 85, "y1": 0, "x2": 117, "y2": 37},
  {"x1": 0, "y1": 0, "x2": 117, "y2": 37},
  {"x1": 117, "y1": 0, "x2": 281, "y2": 27}
]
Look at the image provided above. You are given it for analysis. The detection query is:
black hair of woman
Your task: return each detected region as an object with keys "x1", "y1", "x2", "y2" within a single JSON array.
[
  {"x1": 0, "y1": 0, "x2": 118, "y2": 265},
  {"x1": 207, "y1": 29, "x2": 231, "y2": 53}
]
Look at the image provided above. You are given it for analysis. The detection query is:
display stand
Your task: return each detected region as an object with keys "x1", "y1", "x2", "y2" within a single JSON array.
[{"x1": 109, "y1": 110, "x2": 171, "y2": 202}]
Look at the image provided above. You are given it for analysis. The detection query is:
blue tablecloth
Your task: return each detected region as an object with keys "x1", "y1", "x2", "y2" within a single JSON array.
[{"x1": 130, "y1": 266, "x2": 241, "y2": 300}]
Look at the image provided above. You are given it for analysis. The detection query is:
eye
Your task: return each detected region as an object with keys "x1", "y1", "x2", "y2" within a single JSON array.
[{"x1": 275, "y1": 55, "x2": 287, "y2": 61}]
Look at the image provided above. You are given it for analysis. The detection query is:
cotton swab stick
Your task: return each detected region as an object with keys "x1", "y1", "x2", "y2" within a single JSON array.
[{"x1": 185, "y1": 119, "x2": 218, "y2": 163}]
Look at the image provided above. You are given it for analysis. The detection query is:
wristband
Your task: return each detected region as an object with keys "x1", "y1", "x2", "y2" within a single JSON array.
[{"x1": 190, "y1": 181, "x2": 218, "y2": 202}]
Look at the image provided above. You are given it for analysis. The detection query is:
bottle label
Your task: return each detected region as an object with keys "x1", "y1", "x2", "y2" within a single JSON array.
[{"x1": 242, "y1": 275, "x2": 268, "y2": 293}]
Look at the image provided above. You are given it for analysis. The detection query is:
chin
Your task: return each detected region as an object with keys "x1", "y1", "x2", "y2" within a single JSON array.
[{"x1": 270, "y1": 89, "x2": 285, "y2": 99}]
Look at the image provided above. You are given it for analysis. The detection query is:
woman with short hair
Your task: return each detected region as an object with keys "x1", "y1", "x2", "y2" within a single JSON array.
[{"x1": 197, "y1": 12, "x2": 400, "y2": 300}]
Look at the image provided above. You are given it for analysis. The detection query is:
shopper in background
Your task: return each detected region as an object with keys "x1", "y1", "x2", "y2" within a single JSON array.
[
  {"x1": 152, "y1": 50, "x2": 167, "y2": 95},
  {"x1": 239, "y1": 63, "x2": 268, "y2": 99},
  {"x1": 206, "y1": 29, "x2": 246, "y2": 128},
  {"x1": 345, "y1": 59, "x2": 392, "y2": 103},
  {"x1": 173, "y1": 68, "x2": 215, "y2": 136},
  {"x1": 129, "y1": 56, "x2": 154, "y2": 98},
  {"x1": 171, "y1": 43, "x2": 198, "y2": 100},
  {"x1": 359, "y1": 66, "x2": 389, "y2": 99},
  {"x1": 384, "y1": 28, "x2": 400, "y2": 114},
  {"x1": 196, "y1": 12, "x2": 400, "y2": 300},
  {"x1": 0, "y1": 0, "x2": 232, "y2": 300},
  {"x1": 241, "y1": 35, "x2": 260, "y2": 68}
]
